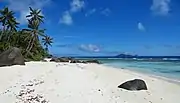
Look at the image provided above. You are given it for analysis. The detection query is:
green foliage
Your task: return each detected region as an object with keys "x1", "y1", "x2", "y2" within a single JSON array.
[
  {"x1": 0, "y1": 7, "x2": 53, "y2": 61},
  {"x1": 42, "y1": 35, "x2": 53, "y2": 52}
]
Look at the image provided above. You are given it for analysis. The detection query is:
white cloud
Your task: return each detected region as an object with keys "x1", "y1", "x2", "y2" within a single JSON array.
[
  {"x1": 59, "y1": 11, "x2": 73, "y2": 25},
  {"x1": 151, "y1": 0, "x2": 171, "y2": 16},
  {"x1": 18, "y1": 10, "x2": 30, "y2": 24},
  {"x1": 79, "y1": 44, "x2": 100, "y2": 52},
  {"x1": 101, "y1": 8, "x2": 111, "y2": 16},
  {"x1": 4, "y1": 0, "x2": 51, "y2": 24},
  {"x1": 138, "y1": 22, "x2": 146, "y2": 31},
  {"x1": 85, "y1": 8, "x2": 96, "y2": 17},
  {"x1": 70, "y1": 0, "x2": 85, "y2": 13},
  {"x1": 60, "y1": 0, "x2": 85, "y2": 25}
]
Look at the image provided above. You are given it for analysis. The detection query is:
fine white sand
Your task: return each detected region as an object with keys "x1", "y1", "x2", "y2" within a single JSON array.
[{"x1": 0, "y1": 62, "x2": 180, "y2": 103}]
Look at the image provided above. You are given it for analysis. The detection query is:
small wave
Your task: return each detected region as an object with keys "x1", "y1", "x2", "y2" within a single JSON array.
[
  {"x1": 160, "y1": 70, "x2": 180, "y2": 73},
  {"x1": 162, "y1": 58, "x2": 180, "y2": 61}
]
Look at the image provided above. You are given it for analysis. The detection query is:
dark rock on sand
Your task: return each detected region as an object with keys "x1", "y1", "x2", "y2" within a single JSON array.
[
  {"x1": 50, "y1": 57, "x2": 60, "y2": 62},
  {"x1": 70, "y1": 59, "x2": 81, "y2": 63},
  {"x1": 0, "y1": 47, "x2": 25, "y2": 67},
  {"x1": 41, "y1": 60, "x2": 48, "y2": 62},
  {"x1": 50, "y1": 57, "x2": 71, "y2": 62},
  {"x1": 86, "y1": 59, "x2": 101, "y2": 64},
  {"x1": 50, "y1": 56, "x2": 101, "y2": 64},
  {"x1": 59, "y1": 57, "x2": 70, "y2": 62},
  {"x1": 118, "y1": 79, "x2": 147, "y2": 91}
]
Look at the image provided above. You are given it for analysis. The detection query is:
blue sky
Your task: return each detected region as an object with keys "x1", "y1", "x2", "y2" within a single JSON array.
[{"x1": 1, "y1": 0, "x2": 180, "y2": 56}]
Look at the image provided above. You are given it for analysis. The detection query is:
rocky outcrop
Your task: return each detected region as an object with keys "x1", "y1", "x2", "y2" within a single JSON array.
[
  {"x1": 50, "y1": 57, "x2": 101, "y2": 64},
  {"x1": 50, "y1": 57, "x2": 60, "y2": 62},
  {"x1": 59, "y1": 57, "x2": 71, "y2": 62},
  {"x1": 86, "y1": 59, "x2": 101, "y2": 64},
  {"x1": 0, "y1": 47, "x2": 25, "y2": 67},
  {"x1": 70, "y1": 59, "x2": 82, "y2": 63},
  {"x1": 118, "y1": 79, "x2": 147, "y2": 91}
]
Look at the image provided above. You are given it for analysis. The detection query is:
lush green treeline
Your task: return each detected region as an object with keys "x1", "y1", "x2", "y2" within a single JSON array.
[{"x1": 0, "y1": 7, "x2": 53, "y2": 61}]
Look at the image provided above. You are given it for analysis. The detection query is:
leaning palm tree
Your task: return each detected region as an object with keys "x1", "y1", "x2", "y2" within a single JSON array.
[
  {"x1": 42, "y1": 35, "x2": 53, "y2": 52},
  {"x1": 22, "y1": 7, "x2": 45, "y2": 57},
  {"x1": 23, "y1": 19, "x2": 45, "y2": 55}
]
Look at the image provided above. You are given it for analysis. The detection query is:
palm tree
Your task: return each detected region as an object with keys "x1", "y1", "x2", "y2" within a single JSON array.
[
  {"x1": 26, "y1": 7, "x2": 44, "y2": 24},
  {"x1": 6, "y1": 17, "x2": 19, "y2": 32},
  {"x1": 23, "y1": 7, "x2": 45, "y2": 56},
  {"x1": 0, "y1": 7, "x2": 51, "y2": 61},
  {"x1": 23, "y1": 19, "x2": 45, "y2": 55},
  {"x1": 42, "y1": 35, "x2": 53, "y2": 52},
  {"x1": 0, "y1": 7, "x2": 16, "y2": 31},
  {"x1": 0, "y1": 7, "x2": 19, "y2": 41}
]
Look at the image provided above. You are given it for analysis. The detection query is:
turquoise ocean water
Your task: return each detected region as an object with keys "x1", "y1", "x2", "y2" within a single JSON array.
[{"x1": 79, "y1": 58, "x2": 180, "y2": 81}]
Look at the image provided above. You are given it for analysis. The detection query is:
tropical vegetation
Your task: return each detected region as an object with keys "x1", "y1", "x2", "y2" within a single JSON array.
[{"x1": 0, "y1": 7, "x2": 53, "y2": 61}]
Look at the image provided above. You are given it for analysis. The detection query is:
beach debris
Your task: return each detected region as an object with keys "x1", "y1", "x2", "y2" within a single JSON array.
[
  {"x1": 15, "y1": 79, "x2": 48, "y2": 103},
  {"x1": 0, "y1": 78, "x2": 48, "y2": 103},
  {"x1": 16, "y1": 87, "x2": 48, "y2": 103},
  {"x1": 118, "y1": 79, "x2": 148, "y2": 91},
  {"x1": 0, "y1": 47, "x2": 25, "y2": 67}
]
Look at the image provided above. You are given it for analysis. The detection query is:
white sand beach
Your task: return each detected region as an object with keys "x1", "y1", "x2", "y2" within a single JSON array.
[{"x1": 0, "y1": 62, "x2": 180, "y2": 103}]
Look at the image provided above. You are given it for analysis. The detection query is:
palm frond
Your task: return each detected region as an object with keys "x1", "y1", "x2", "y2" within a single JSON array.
[{"x1": 29, "y1": 7, "x2": 33, "y2": 12}]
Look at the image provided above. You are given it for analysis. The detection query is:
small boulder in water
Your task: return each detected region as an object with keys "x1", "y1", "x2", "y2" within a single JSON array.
[{"x1": 118, "y1": 79, "x2": 147, "y2": 91}]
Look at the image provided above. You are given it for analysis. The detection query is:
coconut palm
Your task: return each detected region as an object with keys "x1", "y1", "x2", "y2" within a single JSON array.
[
  {"x1": 26, "y1": 7, "x2": 44, "y2": 24},
  {"x1": 21, "y1": 7, "x2": 46, "y2": 57},
  {"x1": 0, "y1": 7, "x2": 19, "y2": 41},
  {"x1": 42, "y1": 35, "x2": 53, "y2": 52},
  {"x1": 6, "y1": 17, "x2": 19, "y2": 32},
  {"x1": 0, "y1": 7, "x2": 16, "y2": 31},
  {"x1": 23, "y1": 19, "x2": 45, "y2": 55},
  {"x1": 0, "y1": 7, "x2": 52, "y2": 61}
]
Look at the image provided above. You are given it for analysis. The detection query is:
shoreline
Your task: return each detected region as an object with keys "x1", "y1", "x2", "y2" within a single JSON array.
[
  {"x1": 102, "y1": 64, "x2": 180, "y2": 85},
  {"x1": 0, "y1": 62, "x2": 180, "y2": 103}
]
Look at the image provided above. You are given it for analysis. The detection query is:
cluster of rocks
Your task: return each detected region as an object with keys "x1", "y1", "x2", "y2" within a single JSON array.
[
  {"x1": 0, "y1": 47, "x2": 101, "y2": 67},
  {"x1": 49, "y1": 57, "x2": 101, "y2": 64}
]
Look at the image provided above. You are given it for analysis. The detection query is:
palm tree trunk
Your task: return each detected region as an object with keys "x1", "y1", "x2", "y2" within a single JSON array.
[
  {"x1": 7, "y1": 31, "x2": 12, "y2": 46},
  {"x1": 2, "y1": 25, "x2": 6, "y2": 37},
  {"x1": 3, "y1": 25, "x2": 5, "y2": 33},
  {"x1": 27, "y1": 37, "x2": 35, "y2": 55},
  {"x1": 45, "y1": 45, "x2": 48, "y2": 52},
  {"x1": 25, "y1": 37, "x2": 34, "y2": 57},
  {"x1": 26, "y1": 37, "x2": 33, "y2": 51}
]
